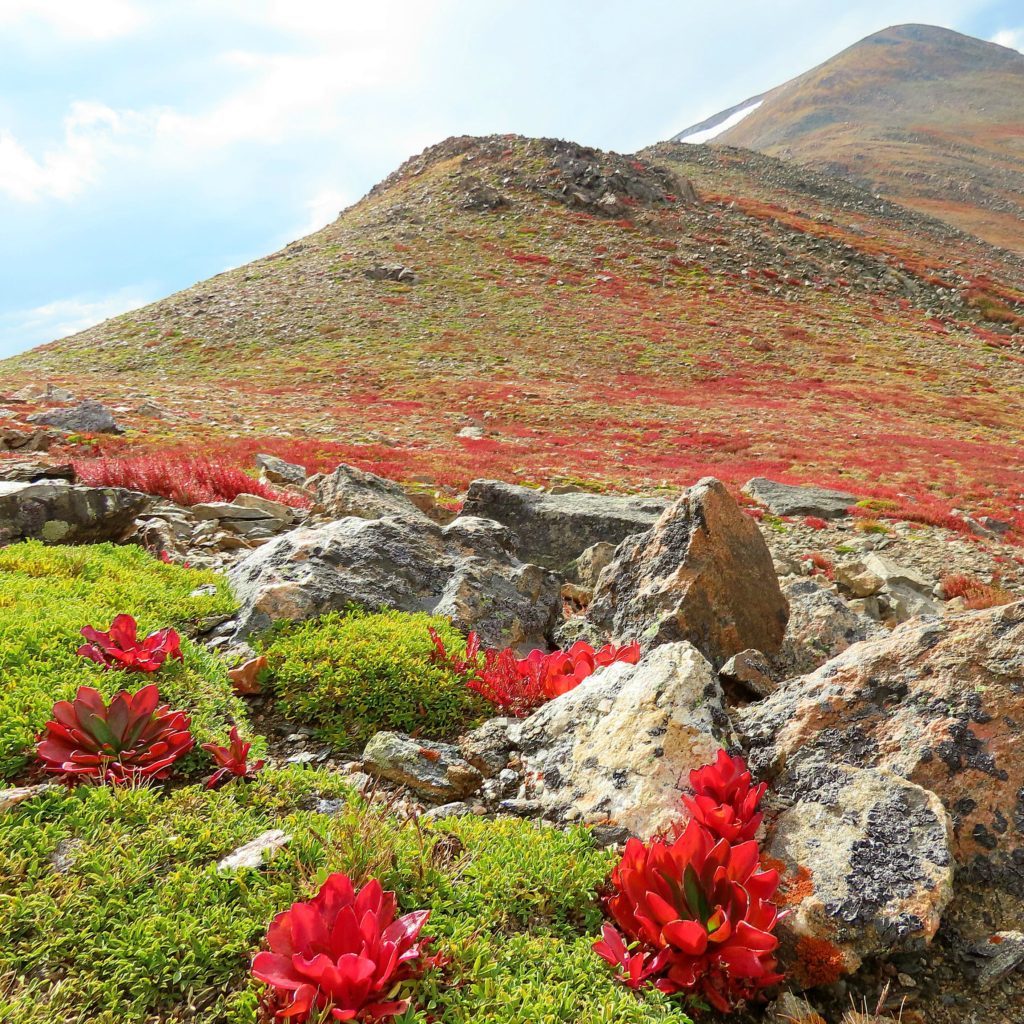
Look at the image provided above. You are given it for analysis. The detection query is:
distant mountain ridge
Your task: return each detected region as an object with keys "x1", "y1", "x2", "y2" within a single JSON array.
[{"x1": 671, "y1": 24, "x2": 1024, "y2": 253}]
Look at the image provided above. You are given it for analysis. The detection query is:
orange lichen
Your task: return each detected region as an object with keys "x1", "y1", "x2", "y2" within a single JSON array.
[
  {"x1": 793, "y1": 935, "x2": 848, "y2": 988},
  {"x1": 761, "y1": 857, "x2": 815, "y2": 907}
]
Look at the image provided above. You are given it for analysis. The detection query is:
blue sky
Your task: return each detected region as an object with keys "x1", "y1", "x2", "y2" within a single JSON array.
[{"x1": 1, "y1": 0, "x2": 1021, "y2": 358}]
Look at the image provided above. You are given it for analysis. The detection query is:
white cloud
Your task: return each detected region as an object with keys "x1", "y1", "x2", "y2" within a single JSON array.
[
  {"x1": 991, "y1": 28, "x2": 1024, "y2": 53},
  {"x1": 0, "y1": 101, "x2": 127, "y2": 202},
  {"x1": 0, "y1": 288, "x2": 153, "y2": 356},
  {"x1": 0, "y1": 0, "x2": 144, "y2": 41},
  {"x1": 296, "y1": 188, "x2": 352, "y2": 236}
]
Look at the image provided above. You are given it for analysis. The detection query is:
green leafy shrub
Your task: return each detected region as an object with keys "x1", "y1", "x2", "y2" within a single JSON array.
[
  {"x1": 260, "y1": 610, "x2": 490, "y2": 747},
  {"x1": 0, "y1": 541, "x2": 244, "y2": 781},
  {"x1": 0, "y1": 775, "x2": 693, "y2": 1024}
]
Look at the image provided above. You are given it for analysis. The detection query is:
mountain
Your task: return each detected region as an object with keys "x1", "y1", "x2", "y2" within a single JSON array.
[
  {"x1": 1, "y1": 134, "x2": 1023, "y2": 531},
  {"x1": 672, "y1": 24, "x2": 1024, "y2": 253}
]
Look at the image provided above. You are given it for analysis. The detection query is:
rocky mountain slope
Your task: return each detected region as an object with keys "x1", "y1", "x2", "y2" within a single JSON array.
[
  {"x1": 1, "y1": 134, "x2": 1022, "y2": 540},
  {"x1": 673, "y1": 24, "x2": 1024, "y2": 254}
]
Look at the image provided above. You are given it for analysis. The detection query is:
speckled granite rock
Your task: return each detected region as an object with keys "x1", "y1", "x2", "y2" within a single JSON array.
[
  {"x1": 588, "y1": 477, "x2": 789, "y2": 667},
  {"x1": 739, "y1": 602, "x2": 1024, "y2": 877},
  {"x1": 362, "y1": 732, "x2": 483, "y2": 802},
  {"x1": 515, "y1": 642, "x2": 735, "y2": 838}
]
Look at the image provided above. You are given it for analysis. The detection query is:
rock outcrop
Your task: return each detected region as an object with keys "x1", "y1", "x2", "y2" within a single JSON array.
[
  {"x1": 228, "y1": 513, "x2": 560, "y2": 647},
  {"x1": 587, "y1": 477, "x2": 788, "y2": 666},
  {"x1": 461, "y1": 479, "x2": 667, "y2": 569},
  {"x1": 0, "y1": 481, "x2": 148, "y2": 545},
  {"x1": 766, "y1": 760, "x2": 954, "y2": 985},
  {"x1": 27, "y1": 399, "x2": 123, "y2": 435},
  {"x1": 313, "y1": 463, "x2": 429, "y2": 522},
  {"x1": 742, "y1": 477, "x2": 858, "y2": 519}
]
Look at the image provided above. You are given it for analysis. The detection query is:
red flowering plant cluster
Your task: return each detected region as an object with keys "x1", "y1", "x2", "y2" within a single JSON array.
[
  {"x1": 251, "y1": 873, "x2": 433, "y2": 1022},
  {"x1": 36, "y1": 683, "x2": 195, "y2": 784},
  {"x1": 77, "y1": 614, "x2": 183, "y2": 673},
  {"x1": 594, "y1": 750, "x2": 782, "y2": 1013},
  {"x1": 202, "y1": 725, "x2": 265, "y2": 789},
  {"x1": 428, "y1": 628, "x2": 641, "y2": 717}
]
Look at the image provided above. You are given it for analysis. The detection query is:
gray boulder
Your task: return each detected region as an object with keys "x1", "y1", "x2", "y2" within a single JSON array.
[
  {"x1": 362, "y1": 732, "x2": 483, "y2": 802},
  {"x1": 27, "y1": 399, "x2": 123, "y2": 435},
  {"x1": 515, "y1": 642, "x2": 735, "y2": 837},
  {"x1": 8, "y1": 383, "x2": 75, "y2": 403},
  {"x1": 227, "y1": 513, "x2": 560, "y2": 647},
  {"x1": 0, "y1": 459, "x2": 75, "y2": 483},
  {"x1": 460, "y1": 479, "x2": 667, "y2": 569},
  {"x1": 587, "y1": 477, "x2": 788, "y2": 667},
  {"x1": 255, "y1": 454, "x2": 308, "y2": 487},
  {"x1": 0, "y1": 480, "x2": 148, "y2": 545},
  {"x1": 766, "y1": 759, "x2": 953, "y2": 985},
  {"x1": 742, "y1": 477, "x2": 857, "y2": 519},
  {"x1": 312, "y1": 463, "x2": 429, "y2": 522}
]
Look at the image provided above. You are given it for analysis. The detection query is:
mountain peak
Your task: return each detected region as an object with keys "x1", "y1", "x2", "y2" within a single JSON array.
[{"x1": 670, "y1": 24, "x2": 1024, "y2": 252}]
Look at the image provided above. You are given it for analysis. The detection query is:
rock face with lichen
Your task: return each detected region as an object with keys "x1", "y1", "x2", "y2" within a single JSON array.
[
  {"x1": 765, "y1": 760, "x2": 954, "y2": 985},
  {"x1": 0, "y1": 480, "x2": 148, "y2": 545},
  {"x1": 587, "y1": 477, "x2": 789, "y2": 667},
  {"x1": 739, "y1": 602, "x2": 1024, "y2": 880}
]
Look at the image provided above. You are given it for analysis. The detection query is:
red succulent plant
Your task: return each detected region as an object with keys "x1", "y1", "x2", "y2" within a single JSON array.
[
  {"x1": 466, "y1": 638, "x2": 642, "y2": 717},
  {"x1": 593, "y1": 923, "x2": 671, "y2": 990},
  {"x1": 680, "y1": 749, "x2": 767, "y2": 844},
  {"x1": 36, "y1": 683, "x2": 194, "y2": 784},
  {"x1": 77, "y1": 613, "x2": 184, "y2": 672},
  {"x1": 201, "y1": 725, "x2": 265, "y2": 789},
  {"x1": 601, "y1": 819, "x2": 782, "y2": 1012},
  {"x1": 251, "y1": 873, "x2": 432, "y2": 1022}
]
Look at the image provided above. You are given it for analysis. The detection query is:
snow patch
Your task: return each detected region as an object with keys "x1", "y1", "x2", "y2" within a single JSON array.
[{"x1": 679, "y1": 100, "x2": 763, "y2": 144}]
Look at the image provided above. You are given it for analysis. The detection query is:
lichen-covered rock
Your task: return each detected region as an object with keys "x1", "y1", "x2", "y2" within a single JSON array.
[
  {"x1": 227, "y1": 513, "x2": 560, "y2": 648},
  {"x1": 0, "y1": 458, "x2": 75, "y2": 483},
  {"x1": 774, "y1": 578, "x2": 883, "y2": 677},
  {"x1": 569, "y1": 540, "x2": 617, "y2": 587},
  {"x1": 460, "y1": 479, "x2": 667, "y2": 570},
  {"x1": 742, "y1": 477, "x2": 858, "y2": 518},
  {"x1": 587, "y1": 477, "x2": 788, "y2": 667},
  {"x1": 515, "y1": 642, "x2": 735, "y2": 837},
  {"x1": 362, "y1": 732, "x2": 483, "y2": 802},
  {"x1": 27, "y1": 399, "x2": 122, "y2": 434},
  {"x1": 312, "y1": 462, "x2": 429, "y2": 522},
  {"x1": 766, "y1": 760, "x2": 954, "y2": 985},
  {"x1": 458, "y1": 717, "x2": 519, "y2": 777},
  {"x1": 0, "y1": 480, "x2": 148, "y2": 545},
  {"x1": 739, "y1": 602, "x2": 1024, "y2": 880}
]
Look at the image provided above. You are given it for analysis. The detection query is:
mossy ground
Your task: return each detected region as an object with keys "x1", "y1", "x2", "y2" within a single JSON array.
[{"x1": 0, "y1": 543, "x2": 695, "y2": 1023}]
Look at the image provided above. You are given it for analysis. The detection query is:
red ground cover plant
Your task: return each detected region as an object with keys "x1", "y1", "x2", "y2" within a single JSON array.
[
  {"x1": 803, "y1": 516, "x2": 827, "y2": 530},
  {"x1": 251, "y1": 873, "x2": 432, "y2": 1022},
  {"x1": 36, "y1": 683, "x2": 194, "y2": 784},
  {"x1": 73, "y1": 453, "x2": 309, "y2": 508},
  {"x1": 940, "y1": 572, "x2": 1014, "y2": 610},
  {"x1": 78, "y1": 614, "x2": 183, "y2": 673},
  {"x1": 429, "y1": 630, "x2": 642, "y2": 717},
  {"x1": 201, "y1": 726, "x2": 265, "y2": 789},
  {"x1": 595, "y1": 750, "x2": 781, "y2": 1012}
]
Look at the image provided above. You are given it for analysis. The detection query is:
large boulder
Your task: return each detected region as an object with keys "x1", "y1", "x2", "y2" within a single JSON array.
[
  {"x1": 0, "y1": 458, "x2": 75, "y2": 483},
  {"x1": 0, "y1": 481, "x2": 148, "y2": 545},
  {"x1": 227, "y1": 513, "x2": 560, "y2": 647},
  {"x1": 27, "y1": 399, "x2": 122, "y2": 435},
  {"x1": 460, "y1": 479, "x2": 667, "y2": 569},
  {"x1": 312, "y1": 463, "x2": 429, "y2": 522},
  {"x1": 587, "y1": 477, "x2": 788, "y2": 667},
  {"x1": 742, "y1": 477, "x2": 857, "y2": 519},
  {"x1": 765, "y1": 759, "x2": 954, "y2": 986},
  {"x1": 514, "y1": 642, "x2": 735, "y2": 837},
  {"x1": 739, "y1": 602, "x2": 1024, "y2": 881}
]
